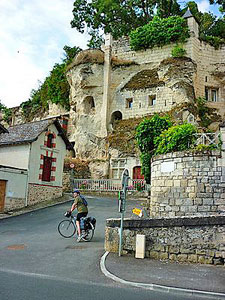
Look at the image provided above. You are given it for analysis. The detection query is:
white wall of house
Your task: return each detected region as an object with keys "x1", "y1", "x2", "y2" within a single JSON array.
[
  {"x1": 0, "y1": 144, "x2": 30, "y2": 169},
  {"x1": 29, "y1": 123, "x2": 67, "y2": 187},
  {"x1": 0, "y1": 167, "x2": 28, "y2": 211}
]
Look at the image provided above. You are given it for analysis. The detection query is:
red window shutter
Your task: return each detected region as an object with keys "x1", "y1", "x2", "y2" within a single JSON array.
[{"x1": 42, "y1": 157, "x2": 52, "y2": 182}]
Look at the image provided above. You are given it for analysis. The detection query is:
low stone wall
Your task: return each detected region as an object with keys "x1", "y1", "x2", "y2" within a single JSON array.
[
  {"x1": 4, "y1": 197, "x2": 25, "y2": 211},
  {"x1": 105, "y1": 217, "x2": 225, "y2": 265},
  {"x1": 62, "y1": 171, "x2": 72, "y2": 192},
  {"x1": 27, "y1": 183, "x2": 62, "y2": 205},
  {"x1": 150, "y1": 151, "x2": 225, "y2": 218}
]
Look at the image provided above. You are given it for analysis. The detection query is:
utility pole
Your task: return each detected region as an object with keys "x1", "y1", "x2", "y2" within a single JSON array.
[{"x1": 118, "y1": 169, "x2": 129, "y2": 257}]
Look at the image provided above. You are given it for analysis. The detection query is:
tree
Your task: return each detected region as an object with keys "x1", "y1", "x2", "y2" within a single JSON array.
[
  {"x1": 182, "y1": 1, "x2": 225, "y2": 47},
  {"x1": 209, "y1": 0, "x2": 225, "y2": 12},
  {"x1": 157, "y1": 0, "x2": 181, "y2": 18},
  {"x1": 20, "y1": 45, "x2": 82, "y2": 119},
  {"x1": 63, "y1": 45, "x2": 82, "y2": 64},
  {"x1": 71, "y1": 0, "x2": 182, "y2": 48}
]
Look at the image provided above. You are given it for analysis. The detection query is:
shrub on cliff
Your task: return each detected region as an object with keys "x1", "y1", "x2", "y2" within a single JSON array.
[
  {"x1": 130, "y1": 16, "x2": 190, "y2": 51},
  {"x1": 155, "y1": 123, "x2": 197, "y2": 154}
]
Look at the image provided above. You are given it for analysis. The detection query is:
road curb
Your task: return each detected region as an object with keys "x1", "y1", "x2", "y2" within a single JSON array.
[{"x1": 100, "y1": 251, "x2": 225, "y2": 299}]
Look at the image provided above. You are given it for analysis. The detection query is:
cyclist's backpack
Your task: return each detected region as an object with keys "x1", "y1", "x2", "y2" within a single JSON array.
[{"x1": 80, "y1": 195, "x2": 88, "y2": 206}]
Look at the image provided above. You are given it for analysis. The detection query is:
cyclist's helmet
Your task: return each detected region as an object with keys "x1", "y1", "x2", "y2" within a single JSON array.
[{"x1": 73, "y1": 189, "x2": 80, "y2": 194}]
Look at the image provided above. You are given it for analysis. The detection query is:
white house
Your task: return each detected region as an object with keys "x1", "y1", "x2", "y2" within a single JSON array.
[{"x1": 0, "y1": 119, "x2": 73, "y2": 212}]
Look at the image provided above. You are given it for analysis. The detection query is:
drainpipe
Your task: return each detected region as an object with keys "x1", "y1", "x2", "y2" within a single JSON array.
[{"x1": 25, "y1": 142, "x2": 32, "y2": 207}]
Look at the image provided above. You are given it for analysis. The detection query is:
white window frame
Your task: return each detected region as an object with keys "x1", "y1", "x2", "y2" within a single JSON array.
[{"x1": 111, "y1": 158, "x2": 126, "y2": 179}]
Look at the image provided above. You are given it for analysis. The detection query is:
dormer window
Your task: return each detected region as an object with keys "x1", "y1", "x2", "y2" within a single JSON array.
[{"x1": 47, "y1": 134, "x2": 54, "y2": 148}]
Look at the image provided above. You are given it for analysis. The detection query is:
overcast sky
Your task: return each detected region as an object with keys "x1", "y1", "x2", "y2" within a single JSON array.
[{"x1": 0, "y1": 0, "x2": 222, "y2": 108}]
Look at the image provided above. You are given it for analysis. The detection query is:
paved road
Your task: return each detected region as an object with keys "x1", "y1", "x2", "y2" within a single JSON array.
[{"x1": 0, "y1": 196, "x2": 209, "y2": 300}]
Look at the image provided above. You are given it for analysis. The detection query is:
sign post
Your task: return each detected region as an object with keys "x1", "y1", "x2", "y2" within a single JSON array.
[{"x1": 118, "y1": 169, "x2": 129, "y2": 257}]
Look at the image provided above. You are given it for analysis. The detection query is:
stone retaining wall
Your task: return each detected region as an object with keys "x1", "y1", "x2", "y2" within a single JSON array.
[
  {"x1": 4, "y1": 197, "x2": 25, "y2": 211},
  {"x1": 105, "y1": 217, "x2": 225, "y2": 265},
  {"x1": 150, "y1": 151, "x2": 225, "y2": 218},
  {"x1": 27, "y1": 183, "x2": 62, "y2": 205}
]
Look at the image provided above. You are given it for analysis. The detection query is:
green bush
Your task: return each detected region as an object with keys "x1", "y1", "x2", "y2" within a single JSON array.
[
  {"x1": 130, "y1": 16, "x2": 190, "y2": 51},
  {"x1": 136, "y1": 114, "x2": 173, "y2": 182},
  {"x1": 194, "y1": 144, "x2": 217, "y2": 151},
  {"x1": 0, "y1": 101, "x2": 12, "y2": 124},
  {"x1": 171, "y1": 44, "x2": 187, "y2": 57},
  {"x1": 200, "y1": 34, "x2": 225, "y2": 50},
  {"x1": 155, "y1": 123, "x2": 197, "y2": 155}
]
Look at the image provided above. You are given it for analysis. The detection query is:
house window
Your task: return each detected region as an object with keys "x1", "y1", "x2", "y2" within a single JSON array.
[
  {"x1": 205, "y1": 87, "x2": 219, "y2": 102},
  {"x1": 211, "y1": 89, "x2": 218, "y2": 102},
  {"x1": 148, "y1": 95, "x2": 156, "y2": 106},
  {"x1": 42, "y1": 156, "x2": 52, "y2": 182},
  {"x1": 47, "y1": 134, "x2": 54, "y2": 148},
  {"x1": 111, "y1": 159, "x2": 126, "y2": 179},
  {"x1": 126, "y1": 98, "x2": 133, "y2": 109}
]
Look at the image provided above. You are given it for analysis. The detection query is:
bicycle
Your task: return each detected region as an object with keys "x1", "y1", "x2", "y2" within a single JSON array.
[{"x1": 58, "y1": 212, "x2": 96, "y2": 242}]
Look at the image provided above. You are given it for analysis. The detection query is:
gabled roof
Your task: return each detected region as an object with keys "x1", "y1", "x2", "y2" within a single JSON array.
[
  {"x1": 0, "y1": 119, "x2": 73, "y2": 150},
  {"x1": 183, "y1": 8, "x2": 193, "y2": 19},
  {"x1": 0, "y1": 123, "x2": 8, "y2": 133}
]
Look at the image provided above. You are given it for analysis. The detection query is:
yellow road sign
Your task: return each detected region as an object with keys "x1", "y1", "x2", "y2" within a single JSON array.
[{"x1": 132, "y1": 208, "x2": 142, "y2": 217}]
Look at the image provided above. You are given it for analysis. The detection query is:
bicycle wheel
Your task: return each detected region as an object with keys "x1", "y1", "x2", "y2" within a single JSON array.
[
  {"x1": 58, "y1": 220, "x2": 76, "y2": 238},
  {"x1": 82, "y1": 223, "x2": 94, "y2": 242}
]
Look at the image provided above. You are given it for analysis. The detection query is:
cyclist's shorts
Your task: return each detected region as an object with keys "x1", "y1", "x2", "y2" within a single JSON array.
[{"x1": 77, "y1": 212, "x2": 88, "y2": 221}]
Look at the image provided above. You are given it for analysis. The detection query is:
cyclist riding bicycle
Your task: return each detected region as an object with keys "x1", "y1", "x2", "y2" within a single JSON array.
[{"x1": 70, "y1": 189, "x2": 88, "y2": 242}]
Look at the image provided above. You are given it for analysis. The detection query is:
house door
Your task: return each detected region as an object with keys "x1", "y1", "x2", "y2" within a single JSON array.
[
  {"x1": 0, "y1": 180, "x2": 6, "y2": 212},
  {"x1": 133, "y1": 166, "x2": 144, "y2": 179}
]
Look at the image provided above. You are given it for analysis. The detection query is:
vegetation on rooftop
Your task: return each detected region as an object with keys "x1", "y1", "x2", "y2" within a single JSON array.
[{"x1": 130, "y1": 16, "x2": 190, "y2": 51}]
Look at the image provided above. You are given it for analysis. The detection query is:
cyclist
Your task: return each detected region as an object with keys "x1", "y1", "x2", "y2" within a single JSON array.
[{"x1": 70, "y1": 189, "x2": 88, "y2": 242}]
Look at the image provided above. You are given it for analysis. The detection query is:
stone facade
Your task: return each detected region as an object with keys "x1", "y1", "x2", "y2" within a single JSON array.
[
  {"x1": 27, "y1": 183, "x2": 62, "y2": 205},
  {"x1": 105, "y1": 217, "x2": 225, "y2": 265},
  {"x1": 150, "y1": 150, "x2": 225, "y2": 218}
]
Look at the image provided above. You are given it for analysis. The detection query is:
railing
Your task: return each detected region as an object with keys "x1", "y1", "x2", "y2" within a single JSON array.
[
  {"x1": 194, "y1": 132, "x2": 220, "y2": 146},
  {"x1": 73, "y1": 178, "x2": 149, "y2": 192}
]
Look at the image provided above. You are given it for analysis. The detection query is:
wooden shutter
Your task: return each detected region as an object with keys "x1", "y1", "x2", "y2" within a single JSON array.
[
  {"x1": 0, "y1": 180, "x2": 6, "y2": 212},
  {"x1": 42, "y1": 157, "x2": 52, "y2": 182}
]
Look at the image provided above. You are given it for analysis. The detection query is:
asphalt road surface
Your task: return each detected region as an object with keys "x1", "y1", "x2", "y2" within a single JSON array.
[{"x1": 0, "y1": 196, "x2": 207, "y2": 300}]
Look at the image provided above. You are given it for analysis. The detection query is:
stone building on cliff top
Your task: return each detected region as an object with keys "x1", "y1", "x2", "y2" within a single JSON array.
[
  {"x1": 4, "y1": 12, "x2": 225, "y2": 180},
  {"x1": 64, "y1": 12, "x2": 225, "y2": 179}
]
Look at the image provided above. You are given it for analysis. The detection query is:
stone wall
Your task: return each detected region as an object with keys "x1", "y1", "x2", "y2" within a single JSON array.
[
  {"x1": 4, "y1": 197, "x2": 25, "y2": 211},
  {"x1": 150, "y1": 150, "x2": 225, "y2": 218},
  {"x1": 27, "y1": 183, "x2": 62, "y2": 205},
  {"x1": 105, "y1": 217, "x2": 225, "y2": 265},
  {"x1": 62, "y1": 171, "x2": 72, "y2": 192}
]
